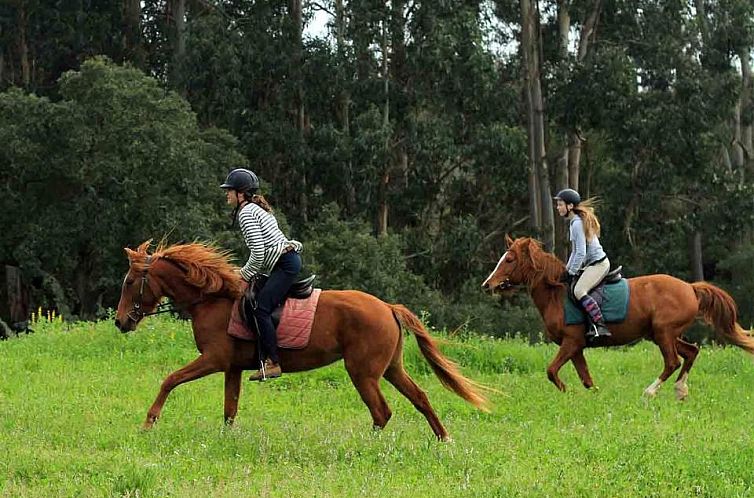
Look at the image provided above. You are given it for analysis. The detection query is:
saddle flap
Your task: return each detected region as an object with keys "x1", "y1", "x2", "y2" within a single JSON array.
[
  {"x1": 288, "y1": 274, "x2": 316, "y2": 299},
  {"x1": 604, "y1": 265, "x2": 623, "y2": 284}
]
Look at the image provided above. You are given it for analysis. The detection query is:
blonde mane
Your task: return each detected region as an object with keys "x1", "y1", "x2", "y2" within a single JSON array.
[{"x1": 127, "y1": 240, "x2": 244, "y2": 298}]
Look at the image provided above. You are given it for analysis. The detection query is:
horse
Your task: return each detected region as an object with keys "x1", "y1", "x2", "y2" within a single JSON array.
[
  {"x1": 481, "y1": 236, "x2": 754, "y2": 399},
  {"x1": 114, "y1": 240, "x2": 490, "y2": 440}
]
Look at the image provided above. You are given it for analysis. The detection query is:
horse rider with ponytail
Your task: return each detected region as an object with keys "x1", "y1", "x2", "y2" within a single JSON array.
[
  {"x1": 554, "y1": 188, "x2": 612, "y2": 340},
  {"x1": 221, "y1": 168, "x2": 303, "y2": 380}
]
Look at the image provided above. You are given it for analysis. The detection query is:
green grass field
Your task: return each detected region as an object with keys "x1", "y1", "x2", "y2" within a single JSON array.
[{"x1": 1, "y1": 316, "x2": 754, "y2": 497}]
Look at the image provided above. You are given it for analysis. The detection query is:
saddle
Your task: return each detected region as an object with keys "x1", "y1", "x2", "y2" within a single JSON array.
[
  {"x1": 239, "y1": 275, "x2": 316, "y2": 331},
  {"x1": 565, "y1": 266, "x2": 630, "y2": 325}
]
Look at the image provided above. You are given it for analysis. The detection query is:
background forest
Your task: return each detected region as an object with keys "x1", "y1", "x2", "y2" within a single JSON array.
[{"x1": 1, "y1": 0, "x2": 753, "y2": 337}]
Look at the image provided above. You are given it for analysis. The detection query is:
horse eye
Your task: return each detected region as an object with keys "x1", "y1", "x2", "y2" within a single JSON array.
[{"x1": 126, "y1": 279, "x2": 135, "y2": 285}]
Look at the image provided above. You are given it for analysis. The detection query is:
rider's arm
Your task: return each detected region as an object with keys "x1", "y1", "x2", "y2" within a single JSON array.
[
  {"x1": 238, "y1": 206, "x2": 265, "y2": 282},
  {"x1": 566, "y1": 217, "x2": 586, "y2": 275}
]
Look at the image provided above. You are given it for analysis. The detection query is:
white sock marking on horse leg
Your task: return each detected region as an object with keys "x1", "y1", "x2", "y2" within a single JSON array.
[
  {"x1": 643, "y1": 378, "x2": 663, "y2": 397},
  {"x1": 674, "y1": 372, "x2": 689, "y2": 400}
]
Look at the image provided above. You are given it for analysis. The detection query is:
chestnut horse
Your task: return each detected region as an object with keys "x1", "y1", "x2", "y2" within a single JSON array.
[
  {"x1": 114, "y1": 241, "x2": 490, "y2": 440},
  {"x1": 482, "y1": 236, "x2": 754, "y2": 399}
]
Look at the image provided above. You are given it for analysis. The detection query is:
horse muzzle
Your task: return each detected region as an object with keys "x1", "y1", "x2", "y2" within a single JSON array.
[
  {"x1": 482, "y1": 278, "x2": 515, "y2": 293},
  {"x1": 114, "y1": 316, "x2": 137, "y2": 333}
]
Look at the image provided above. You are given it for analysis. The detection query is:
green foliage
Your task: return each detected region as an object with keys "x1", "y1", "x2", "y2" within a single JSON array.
[
  {"x1": 0, "y1": 57, "x2": 246, "y2": 318},
  {"x1": 304, "y1": 204, "x2": 439, "y2": 311},
  {"x1": 3, "y1": 0, "x2": 754, "y2": 338}
]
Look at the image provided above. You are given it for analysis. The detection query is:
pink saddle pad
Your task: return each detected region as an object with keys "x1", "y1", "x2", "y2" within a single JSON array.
[{"x1": 227, "y1": 288, "x2": 321, "y2": 349}]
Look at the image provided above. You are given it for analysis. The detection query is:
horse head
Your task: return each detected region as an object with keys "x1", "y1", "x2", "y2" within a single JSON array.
[
  {"x1": 115, "y1": 240, "x2": 245, "y2": 333},
  {"x1": 482, "y1": 236, "x2": 560, "y2": 293},
  {"x1": 115, "y1": 240, "x2": 164, "y2": 332}
]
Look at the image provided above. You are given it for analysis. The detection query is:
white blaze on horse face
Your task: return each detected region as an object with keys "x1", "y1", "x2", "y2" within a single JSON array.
[{"x1": 483, "y1": 251, "x2": 508, "y2": 287}]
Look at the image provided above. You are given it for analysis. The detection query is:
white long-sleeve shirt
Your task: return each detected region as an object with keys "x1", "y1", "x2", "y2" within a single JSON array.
[{"x1": 237, "y1": 202, "x2": 302, "y2": 281}]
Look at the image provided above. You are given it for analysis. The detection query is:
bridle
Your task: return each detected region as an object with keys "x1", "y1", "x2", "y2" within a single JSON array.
[
  {"x1": 126, "y1": 256, "x2": 186, "y2": 323},
  {"x1": 496, "y1": 257, "x2": 517, "y2": 291},
  {"x1": 492, "y1": 251, "x2": 529, "y2": 292}
]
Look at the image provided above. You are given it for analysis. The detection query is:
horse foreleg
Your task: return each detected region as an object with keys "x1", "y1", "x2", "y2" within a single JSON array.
[
  {"x1": 673, "y1": 339, "x2": 699, "y2": 401},
  {"x1": 143, "y1": 355, "x2": 222, "y2": 429},
  {"x1": 224, "y1": 368, "x2": 242, "y2": 425},
  {"x1": 570, "y1": 349, "x2": 594, "y2": 389},
  {"x1": 547, "y1": 341, "x2": 579, "y2": 392}
]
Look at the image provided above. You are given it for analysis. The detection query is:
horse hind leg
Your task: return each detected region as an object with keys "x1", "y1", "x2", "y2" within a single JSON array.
[
  {"x1": 384, "y1": 363, "x2": 450, "y2": 441},
  {"x1": 673, "y1": 339, "x2": 699, "y2": 401},
  {"x1": 570, "y1": 349, "x2": 595, "y2": 389},
  {"x1": 547, "y1": 339, "x2": 580, "y2": 392},
  {"x1": 344, "y1": 358, "x2": 393, "y2": 432},
  {"x1": 644, "y1": 332, "x2": 682, "y2": 398}
]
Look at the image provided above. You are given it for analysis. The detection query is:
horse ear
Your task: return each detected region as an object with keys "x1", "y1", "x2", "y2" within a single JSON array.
[
  {"x1": 524, "y1": 239, "x2": 537, "y2": 268},
  {"x1": 505, "y1": 234, "x2": 513, "y2": 248},
  {"x1": 124, "y1": 247, "x2": 136, "y2": 262}
]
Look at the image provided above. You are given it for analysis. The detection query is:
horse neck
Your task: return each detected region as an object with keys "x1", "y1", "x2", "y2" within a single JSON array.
[
  {"x1": 152, "y1": 260, "x2": 203, "y2": 308},
  {"x1": 528, "y1": 276, "x2": 565, "y2": 331}
]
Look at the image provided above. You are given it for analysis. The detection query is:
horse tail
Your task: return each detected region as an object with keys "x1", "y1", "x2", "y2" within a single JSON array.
[
  {"x1": 692, "y1": 282, "x2": 754, "y2": 355},
  {"x1": 388, "y1": 304, "x2": 492, "y2": 412}
]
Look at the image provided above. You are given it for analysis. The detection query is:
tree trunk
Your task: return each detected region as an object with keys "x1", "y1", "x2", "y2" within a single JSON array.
[
  {"x1": 387, "y1": 0, "x2": 408, "y2": 234},
  {"x1": 521, "y1": 0, "x2": 542, "y2": 237},
  {"x1": 688, "y1": 231, "x2": 703, "y2": 281},
  {"x1": 377, "y1": 18, "x2": 390, "y2": 237},
  {"x1": 567, "y1": 0, "x2": 601, "y2": 190},
  {"x1": 334, "y1": 0, "x2": 356, "y2": 213},
  {"x1": 123, "y1": 0, "x2": 143, "y2": 65},
  {"x1": 567, "y1": 130, "x2": 582, "y2": 189},
  {"x1": 738, "y1": 47, "x2": 752, "y2": 178},
  {"x1": 0, "y1": 265, "x2": 29, "y2": 329},
  {"x1": 174, "y1": 0, "x2": 186, "y2": 60},
  {"x1": 17, "y1": 2, "x2": 30, "y2": 87},
  {"x1": 732, "y1": 101, "x2": 745, "y2": 172},
  {"x1": 289, "y1": 0, "x2": 308, "y2": 222},
  {"x1": 557, "y1": 0, "x2": 570, "y2": 60},
  {"x1": 521, "y1": 0, "x2": 554, "y2": 249}
]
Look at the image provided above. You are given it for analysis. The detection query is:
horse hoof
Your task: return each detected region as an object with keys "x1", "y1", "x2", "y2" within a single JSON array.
[
  {"x1": 675, "y1": 385, "x2": 689, "y2": 401},
  {"x1": 142, "y1": 416, "x2": 157, "y2": 430},
  {"x1": 642, "y1": 389, "x2": 657, "y2": 398},
  {"x1": 439, "y1": 435, "x2": 453, "y2": 443}
]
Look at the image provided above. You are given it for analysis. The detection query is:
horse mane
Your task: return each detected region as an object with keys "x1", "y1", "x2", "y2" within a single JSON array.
[
  {"x1": 513, "y1": 237, "x2": 566, "y2": 290},
  {"x1": 128, "y1": 240, "x2": 244, "y2": 299}
]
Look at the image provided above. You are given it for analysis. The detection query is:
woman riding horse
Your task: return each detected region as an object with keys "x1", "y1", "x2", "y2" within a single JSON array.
[
  {"x1": 221, "y1": 168, "x2": 303, "y2": 381},
  {"x1": 554, "y1": 188, "x2": 610, "y2": 339}
]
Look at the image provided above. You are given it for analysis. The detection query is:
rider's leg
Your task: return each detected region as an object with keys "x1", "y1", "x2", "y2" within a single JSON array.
[
  {"x1": 573, "y1": 259, "x2": 611, "y2": 338},
  {"x1": 249, "y1": 251, "x2": 302, "y2": 380}
]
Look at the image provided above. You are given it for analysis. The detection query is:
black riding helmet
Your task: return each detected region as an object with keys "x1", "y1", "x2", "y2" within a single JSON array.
[
  {"x1": 553, "y1": 188, "x2": 581, "y2": 206},
  {"x1": 220, "y1": 168, "x2": 260, "y2": 193}
]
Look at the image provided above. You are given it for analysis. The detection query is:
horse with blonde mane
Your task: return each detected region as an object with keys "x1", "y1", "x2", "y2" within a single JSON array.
[
  {"x1": 482, "y1": 236, "x2": 754, "y2": 399},
  {"x1": 115, "y1": 240, "x2": 490, "y2": 440}
]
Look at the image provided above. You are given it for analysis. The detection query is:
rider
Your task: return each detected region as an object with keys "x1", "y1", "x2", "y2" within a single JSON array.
[
  {"x1": 554, "y1": 188, "x2": 611, "y2": 339},
  {"x1": 221, "y1": 168, "x2": 303, "y2": 380}
]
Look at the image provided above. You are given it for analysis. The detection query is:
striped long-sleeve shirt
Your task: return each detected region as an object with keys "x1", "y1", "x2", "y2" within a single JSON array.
[{"x1": 237, "y1": 202, "x2": 303, "y2": 281}]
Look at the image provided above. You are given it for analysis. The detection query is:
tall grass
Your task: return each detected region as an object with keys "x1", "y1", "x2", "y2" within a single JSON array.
[{"x1": 1, "y1": 316, "x2": 753, "y2": 497}]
